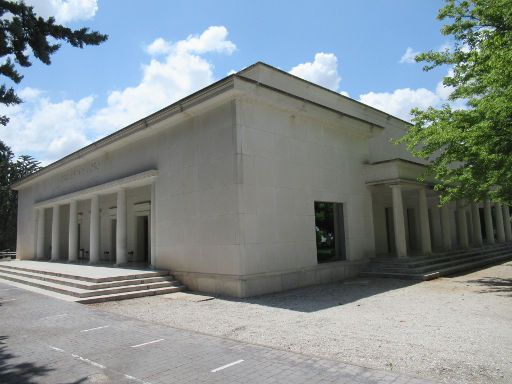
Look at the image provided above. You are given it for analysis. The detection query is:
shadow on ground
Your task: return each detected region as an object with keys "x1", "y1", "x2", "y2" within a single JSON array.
[
  {"x1": 0, "y1": 335, "x2": 54, "y2": 384},
  {"x1": 219, "y1": 278, "x2": 417, "y2": 313},
  {"x1": 465, "y1": 277, "x2": 512, "y2": 296}
]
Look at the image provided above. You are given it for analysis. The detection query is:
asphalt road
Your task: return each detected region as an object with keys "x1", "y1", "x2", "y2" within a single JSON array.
[{"x1": 0, "y1": 281, "x2": 436, "y2": 384}]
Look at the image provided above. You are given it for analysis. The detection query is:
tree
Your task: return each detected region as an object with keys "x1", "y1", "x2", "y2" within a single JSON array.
[
  {"x1": 398, "y1": 0, "x2": 512, "y2": 205},
  {"x1": 0, "y1": 0, "x2": 108, "y2": 125},
  {"x1": 0, "y1": 140, "x2": 40, "y2": 250}
]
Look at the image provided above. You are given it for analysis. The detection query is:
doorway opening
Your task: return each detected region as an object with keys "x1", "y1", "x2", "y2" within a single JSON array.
[
  {"x1": 136, "y1": 215, "x2": 150, "y2": 264},
  {"x1": 110, "y1": 219, "x2": 117, "y2": 263}
]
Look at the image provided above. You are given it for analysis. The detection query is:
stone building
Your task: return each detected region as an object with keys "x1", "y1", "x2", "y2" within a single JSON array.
[{"x1": 13, "y1": 62, "x2": 512, "y2": 297}]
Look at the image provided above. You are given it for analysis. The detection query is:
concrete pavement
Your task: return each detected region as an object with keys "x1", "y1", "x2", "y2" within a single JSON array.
[{"x1": 0, "y1": 281, "x2": 436, "y2": 384}]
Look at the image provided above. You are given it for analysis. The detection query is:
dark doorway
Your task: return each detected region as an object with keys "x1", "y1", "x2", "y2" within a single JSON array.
[
  {"x1": 111, "y1": 219, "x2": 117, "y2": 263},
  {"x1": 385, "y1": 207, "x2": 395, "y2": 254},
  {"x1": 136, "y1": 216, "x2": 150, "y2": 264},
  {"x1": 406, "y1": 208, "x2": 417, "y2": 251}
]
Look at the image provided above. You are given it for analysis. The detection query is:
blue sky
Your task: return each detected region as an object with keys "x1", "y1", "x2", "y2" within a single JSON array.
[{"x1": 0, "y1": 0, "x2": 453, "y2": 164}]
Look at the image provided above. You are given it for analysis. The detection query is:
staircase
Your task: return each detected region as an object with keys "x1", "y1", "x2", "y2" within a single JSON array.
[
  {"x1": 0, "y1": 261, "x2": 185, "y2": 303},
  {"x1": 361, "y1": 243, "x2": 512, "y2": 280}
]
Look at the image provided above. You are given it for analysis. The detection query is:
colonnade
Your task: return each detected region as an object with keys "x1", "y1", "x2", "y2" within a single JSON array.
[
  {"x1": 390, "y1": 184, "x2": 512, "y2": 258},
  {"x1": 35, "y1": 188, "x2": 133, "y2": 265}
]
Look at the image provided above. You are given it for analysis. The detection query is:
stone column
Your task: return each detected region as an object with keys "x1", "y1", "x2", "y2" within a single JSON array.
[
  {"x1": 456, "y1": 201, "x2": 469, "y2": 248},
  {"x1": 441, "y1": 204, "x2": 452, "y2": 251},
  {"x1": 495, "y1": 202, "x2": 505, "y2": 243},
  {"x1": 417, "y1": 187, "x2": 432, "y2": 255},
  {"x1": 89, "y1": 195, "x2": 100, "y2": 264},
  {"x1": 68, "y1": 200, "x2": 78, "y2": 262},
  {"x1": 36, "y1": 208, "x2": 45, "y2": 260},
  {"x1": 503, "y1": 205, "x2": 512, "y2": 242},
  {"x1": 116, "y1": 189, "x2": 127, "y2": 265},
  {"x1": 391, "y1": 185, "x2": 407, "y2": 258},
  {"x1": 471, "y1": 203, "x2": 483, "y2": 246},
  {"x1": 484, "y1": 199, "x2": 495, "y2": 244},
  {"x1": 150, "y1": 182, "x2": 157, "y2": 267},
  {"x1": 51, "y1": 205, "x2": 60, "y2": 261}
]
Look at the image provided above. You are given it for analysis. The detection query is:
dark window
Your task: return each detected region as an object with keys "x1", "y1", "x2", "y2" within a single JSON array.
[{"x1": 314, "y1": 201, "x2": 346, "y2": 263}]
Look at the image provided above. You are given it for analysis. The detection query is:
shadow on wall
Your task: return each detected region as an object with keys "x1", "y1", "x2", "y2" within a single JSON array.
[
  {"x1": 0, "y1": 335, "x2": 54, "y2": 384},
  {"x1": 220, "y1": 278, "x2": 418, "y2": 313}
]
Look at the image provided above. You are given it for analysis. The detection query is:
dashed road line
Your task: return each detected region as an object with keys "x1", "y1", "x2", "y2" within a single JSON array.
[
  {"x1": 130, "y1": 338, "x2": 165, "y2": 348},
  {"x1": 40, "y1": 313, "x2": 68, "y2": 320},
  {"x1": 0, "y1": 298, "x2": 16, "y2": 303},
  {"x1": 71, "y1": 354, "x2": 106, "y2": 369},
  {"x1": 80, "y1": 325, "x2": 110, "y2": 332},
  {"x1": 48, "y1": 345, "x2": 153, "y2": 384},
  {"x1": 211, "y1": 359, "x2": 244, "y2": 373}
]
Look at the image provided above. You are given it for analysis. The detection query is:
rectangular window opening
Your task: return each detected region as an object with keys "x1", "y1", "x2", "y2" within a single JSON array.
[{"x1": 314, "y1": 201, "x2": 346, "y2": 263}]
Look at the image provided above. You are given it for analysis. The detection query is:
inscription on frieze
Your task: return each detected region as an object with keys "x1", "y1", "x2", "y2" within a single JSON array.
[{"x1": 59, "y1": 160, "x2": 101, "y2": 182}]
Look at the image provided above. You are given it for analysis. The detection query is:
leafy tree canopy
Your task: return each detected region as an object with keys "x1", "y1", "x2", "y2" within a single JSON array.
[
  {"x1": 0, "y1": 0, "x2": 107, "y2": 125},
  {"x1": 0, "y1": 139, "x2": 40, "y2": 250},
  {"x1": 398, "y1": 0, "x2": 512, "y2": 205}
]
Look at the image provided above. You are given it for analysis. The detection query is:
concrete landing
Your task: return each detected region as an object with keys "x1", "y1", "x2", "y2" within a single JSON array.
[{"x1": 0, "y1": 260, "x2": 185, "y2": 303}]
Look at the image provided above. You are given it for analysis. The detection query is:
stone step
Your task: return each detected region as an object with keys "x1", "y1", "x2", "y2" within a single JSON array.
[
  {"x1": 361, "y1": 252, "x2": 512, "y2": 280},
  {"x1": 0, "y1": 270, "x2": 181, "y2": 298},
  {"x1": 76, "y1": 286, "x2": 185, "y2": 304},
  {"x1": 370, "y1": 243, "x2": 512, "y2": 267},
  {"x1": 366, "y1": 249, "x2": 512, "y2": 274},
  {"x1": 0, "y1": 262, "x2": 169, "y2": 283},
  {"x1": 0, "y1": 266, "x2": 175, "y2": 290}
]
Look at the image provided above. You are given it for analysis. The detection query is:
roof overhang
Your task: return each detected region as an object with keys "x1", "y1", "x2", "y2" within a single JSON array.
[
  {"x1": 34, "y1": 170, "x2": 157, "y2": 209},
  {"x1": 364, "y1": 158, "x2": 436, "y2": 187},
  {"x1": 13, "y1": 75, "x2": 239, "y2": 190}
]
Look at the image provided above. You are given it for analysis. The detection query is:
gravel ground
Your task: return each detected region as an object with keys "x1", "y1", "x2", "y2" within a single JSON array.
[{"x1": 92, "y1": 261, "x2": 512, "y2": 384}]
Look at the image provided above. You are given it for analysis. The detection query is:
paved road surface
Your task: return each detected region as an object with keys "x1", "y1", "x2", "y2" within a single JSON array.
[{"x1": 0, "y1": 281, "x2": 436, "y2": 384}]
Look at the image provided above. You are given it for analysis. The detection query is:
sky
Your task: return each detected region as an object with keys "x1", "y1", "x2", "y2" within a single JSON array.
[{"x1": 0, "y1": 0, "x2": 455, "y2": 165}]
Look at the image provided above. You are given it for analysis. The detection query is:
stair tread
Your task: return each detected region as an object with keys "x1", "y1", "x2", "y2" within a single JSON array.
[
  {"x1": 0, "y1": 271, "x2": 181, "y2": 297},
  {"x1": 369, "y1": 250, "x2": 511, "y2": 273},
  {"x1": 362, "y1": 243, "x2": 512, "y2": 280},
  {"x1": 0, "y1": 267, "x2": 175, "y2": 289},
  {"x1": 77, "y1": 286, "x2": 185, "y2": 304},
  {"x1": 0, "y1": 262, "x2": 168, "y2": 283}
]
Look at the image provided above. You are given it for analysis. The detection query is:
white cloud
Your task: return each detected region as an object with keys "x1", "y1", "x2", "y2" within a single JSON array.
[
  {"x1": 359, "y1": 88, "x2": 441, "y2": 121},
  {"x1": 146, "y1": 38, "x2": 173, "y2": 56},
  {"x1": 92, "y1": 25, "x2": 236, "y2": 131},
  {"x1": 399, "y1": 47, "x2": 420, "y2": 64},
  {"x1": 0, "y1": 94, "x2": 94, "y2": 164},
  {"x1": 358, "y1": 69, "x2": 465, "y2": 121},
  {"x1": 289, "y1": 52, "x2": 341, "y2": 92},
  {"x1": 26, "y1": 0, "x2": 99, "y2": 23},
  {"x1": 0, "y1": 26, "x2": 236, "y2": 164}
]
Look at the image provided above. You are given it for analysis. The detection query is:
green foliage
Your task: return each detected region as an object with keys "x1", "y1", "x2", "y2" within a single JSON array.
[
  {"x1": 398, "y1": 0, "x2": 512, "y2": 204},
  {"x1": 0, "y1": 0, "x2": 107, "y2": 125},
  {"x1": 0, "y1": 140, "x2": 40, "y2": 250}
]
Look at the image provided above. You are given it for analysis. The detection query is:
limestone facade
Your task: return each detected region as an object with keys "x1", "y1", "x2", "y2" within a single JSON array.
[{"x1": 13, "y1": 62, "x2": 512, "y2": 297}]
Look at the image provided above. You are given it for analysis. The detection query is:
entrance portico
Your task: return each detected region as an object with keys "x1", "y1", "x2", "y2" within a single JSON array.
[
  {"x1": 366, "y1": 159, "x2": 512, "y2": 259},
  {"x1": 33, "y1": 170, "x2": 157, "y2": 267}
]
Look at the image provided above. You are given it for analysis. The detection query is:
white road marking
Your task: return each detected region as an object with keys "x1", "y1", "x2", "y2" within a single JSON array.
[
  {"x1": 211, "y1": 359, "x2": 244, "y2": 373},
  {"x1": 48, "y1": 345, "x2": 153, "y2": 383},
  {"x1": 130, "y1": 338, "x2": 165, "y2": 348},
  {"x1": 0, "y1": 298, "x2": 16, "y2": 303},
  {"x1": 124, "y1": 374, "x2": 153, "y2": 384},
  {"x1": 40, "y1": 313, "x2": 68, "y2": 320},
  {"x1": 80, "y1": 325, "x2": 110, "y2": 333},
  {"x1": 71, "y1": 354, "x2": 106, "y2": 369}
]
